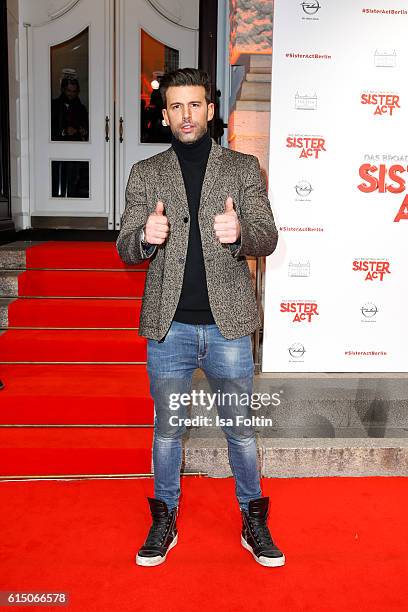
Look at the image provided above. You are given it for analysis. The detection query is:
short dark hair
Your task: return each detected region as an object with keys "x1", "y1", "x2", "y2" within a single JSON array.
[
  {"x1": 159, "y1": 67, "x2": 211, "y2": 108},
  {"x1": 61, "y1": 77, "x2": 80, "y2": 92}
]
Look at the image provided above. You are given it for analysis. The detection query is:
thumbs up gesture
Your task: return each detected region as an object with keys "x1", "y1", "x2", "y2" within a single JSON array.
[
  {"x1": 144, "y1": 201, "x2": 170, "y2": 244},
  {"x1": 213, "y1": 196, "x2": 241, "y2": 244}
]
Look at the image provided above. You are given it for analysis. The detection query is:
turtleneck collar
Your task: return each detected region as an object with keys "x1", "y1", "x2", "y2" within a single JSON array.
[{"x1": 171, "y1": 131, "x2": 212, "y2": 163}]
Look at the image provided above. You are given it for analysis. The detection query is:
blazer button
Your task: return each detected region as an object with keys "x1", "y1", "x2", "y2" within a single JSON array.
[
  {"x1": 183, "y1": 216, "x2": 189, "y2": 223},
  {"x1": 179, "y1": 257, "x2": 185, "y2": 263}
]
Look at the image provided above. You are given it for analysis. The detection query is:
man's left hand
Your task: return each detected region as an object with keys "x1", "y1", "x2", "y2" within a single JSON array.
[{"x1": 213, "y1": 196, "x2": 241, "y2": 244}]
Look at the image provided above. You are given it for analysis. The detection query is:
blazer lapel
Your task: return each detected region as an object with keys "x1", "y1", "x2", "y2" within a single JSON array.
[{"x1": 200, "y1": 140, "x2": 223, "y2": 209}]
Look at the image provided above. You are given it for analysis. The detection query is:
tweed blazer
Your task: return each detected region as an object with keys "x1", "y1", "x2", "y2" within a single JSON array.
[{"x1": 116, "y1": 139, "x2": 278, "y2": 340}]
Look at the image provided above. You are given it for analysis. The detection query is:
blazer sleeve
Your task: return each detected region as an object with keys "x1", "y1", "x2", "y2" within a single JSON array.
[
  {"x1": 116, "y1": 162, "x2": 157, "y2": 265},
  {"x1": 232, "y1": 155, "x2": 278, "y2": 258}
]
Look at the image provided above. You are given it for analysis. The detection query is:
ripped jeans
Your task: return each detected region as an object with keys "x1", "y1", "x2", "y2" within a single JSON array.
[{"x1": 146, "y1": 320, "x2": 262, "y2": 512}]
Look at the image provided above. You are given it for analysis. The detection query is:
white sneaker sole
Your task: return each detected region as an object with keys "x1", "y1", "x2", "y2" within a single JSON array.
[
  {"x1": 136, "y1": 533, "x2": 178, "y2": 567},
  {"x1": 241, "y1": 535, "x2": 285, "y2": 567}
]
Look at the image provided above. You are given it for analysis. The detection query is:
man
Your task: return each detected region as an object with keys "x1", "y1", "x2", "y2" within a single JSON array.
[
  {"x1": 51, "y1": 78, "x2": 88, "y2": 142},
  {"x1": 116, "y1": 68, "x2": 284, "y2": 568},
  {"x1": 51, "y1": 78, "x2": 89, "y2": 198}
]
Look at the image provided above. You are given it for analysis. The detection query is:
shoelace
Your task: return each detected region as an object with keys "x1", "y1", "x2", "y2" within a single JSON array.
[
  {"x1": 145, "y1": 515, "x2": 172, "y2": 546},
  {"x1": 249, "y1": 517, "x2": 275, "y2": 548}
]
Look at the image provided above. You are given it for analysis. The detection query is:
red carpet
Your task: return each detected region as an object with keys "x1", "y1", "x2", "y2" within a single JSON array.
[
  {"x1": 0, "y1": 329, "x2": 146, "y2": 362},
  {"x1": 0, "y1": 476, "x2": 407, "y2": 611},
  {"x1": 0, "y1": 242, "x2": 152, "y2": 475},
  {"x1": 0, "y1": 365, "x2": 152, "y2": 424},
  {"x1": 0, "y1": 428, "x2": 153, "y2": 476},
  {"x1": 18, "y1": 270, "x2": 147, "y2": 297},
  {"x1": 8, "y1": 298, "x2": 142, "y2": 327},
  {"x1": 1, "y1": 242, "x2": 407, "y2": 609},
  {"x1": 25, "y1": 241, "x2": 150, "y2": 269}
]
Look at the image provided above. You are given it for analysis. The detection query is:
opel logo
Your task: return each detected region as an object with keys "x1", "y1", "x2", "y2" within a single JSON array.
[
  {"x1": 295, "y1": 180, "x2": 313, "y2": 197},
  {"x1": 301, "y1": 1, "x2": 321, "y2": 15},
  {"x1": 288, "y1": 343, "x2": 306, "y2": 359},
  {"x1": 361, "y1": 303, "x2": 378, "y2": 318}
]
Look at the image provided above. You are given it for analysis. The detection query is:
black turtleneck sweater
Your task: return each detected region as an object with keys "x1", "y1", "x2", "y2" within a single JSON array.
[{"x1": 172, "y1": 131, "x2": 215, "y2": 325}]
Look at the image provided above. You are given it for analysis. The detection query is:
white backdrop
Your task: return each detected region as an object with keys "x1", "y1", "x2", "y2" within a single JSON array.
[{"x1": 262, "y1": 0, "x2": 408, "y2": 372}]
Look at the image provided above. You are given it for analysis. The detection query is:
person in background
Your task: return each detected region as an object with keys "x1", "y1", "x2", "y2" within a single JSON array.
[{"x1": 51, "y1": 77, "x2": 88, "y2": 141}]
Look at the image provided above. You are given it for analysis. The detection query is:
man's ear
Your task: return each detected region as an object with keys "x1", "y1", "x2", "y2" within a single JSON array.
[
  {"x1": 162, "y1": 108, "x2": 169, "y2": 126},
  {"x1": 207, "y1": 102, "x2": 215, "y2": 122}
]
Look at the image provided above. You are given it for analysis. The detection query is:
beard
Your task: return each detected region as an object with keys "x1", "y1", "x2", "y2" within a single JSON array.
[{"x1": 172, "y1": 122, "x2": 208, "y2": 144}]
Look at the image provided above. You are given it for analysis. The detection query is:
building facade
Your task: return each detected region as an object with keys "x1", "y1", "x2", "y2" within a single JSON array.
[{"x1": 2, "y1": 0, "x2": 273, "y2": 234}]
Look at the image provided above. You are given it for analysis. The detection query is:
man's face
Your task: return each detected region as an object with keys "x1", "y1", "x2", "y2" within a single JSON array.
[
  {"x1": 64, "y1": 83, "x2": 79, "y2": 101},
  {"x1": 162, "y1": 85, "x2": 214, "y2": 144}
]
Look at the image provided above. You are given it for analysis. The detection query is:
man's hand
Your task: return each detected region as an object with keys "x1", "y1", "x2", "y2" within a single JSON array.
[
  {"x1": 144, "y1": 201, "x2": 169, "y2": 245},
  {"x1": 213, "y1": 196, "x2": 241, "y2": 244}
]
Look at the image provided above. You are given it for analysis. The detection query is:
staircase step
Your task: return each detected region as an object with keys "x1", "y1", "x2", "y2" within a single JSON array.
[
  {"x1": 16, "y1": 270, "x2": 146, "y2": 297},
  {"x1": 5, "y1": 297, "x2": 142, "y2": 327},
  {"x1": 0, "y1": 271, "x2": 21, "y2": 296},
  {"x1": 0, "y1": 329, "x2": 147, "y2": 363},
  {"x1": 249, "y1": 53, "x2": 272, "y2": 73},
  {"x1": 240, "y1": 81, "x2": 271, "y2": 101},
  {"x1": 246, "y1": 72, "x2": 272, "y2": 82},
  {"x1": 261, "y1": 438, "x2": 408, "y2": 477},
  {"x1": 184, "y1": 434, "x2": 408, "y2": 477},
  {"x1": 0, "y1": 365, "x2": 153, "y2": 424},
  {"x1": 0, "y1": 297, "x2": 12, "y2": 327},
  {"x1": 235, "y1": 100, "x2": 271, "y2": 111},
  {"x1": 25, "y1": 241, "x2": 148, "y2": 270},
  {"x1": 0, "y1": 244, "x2": 26, "y2": 269},
  {"x1": 0, "y1": 428, "x2": 153, "y2": 476}
]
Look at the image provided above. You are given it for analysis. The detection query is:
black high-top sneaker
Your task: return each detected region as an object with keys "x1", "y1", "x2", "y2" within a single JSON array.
[
  {"x1": 241, "y1": 497, "x2": 285, "y2": 567},
  {"x1": 136, "y1": 497, "x2": 178, "y2": 567}
]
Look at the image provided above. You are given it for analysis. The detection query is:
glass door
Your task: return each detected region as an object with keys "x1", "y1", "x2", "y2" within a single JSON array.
[
  {"x1": 115, "y1": 0, "x2": 199, "y2": 228},
  {"x1": 29, "y1": 0, "x2": 114, "y2": 228}
]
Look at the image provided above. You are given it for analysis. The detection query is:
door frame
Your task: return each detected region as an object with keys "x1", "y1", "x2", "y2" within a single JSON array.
[
  {"x1": 27, "y1": 0, "x2": 114, "y2": 230},
  {"x1": 0, "y1": 0, "x2": 15, "y2": 238}
]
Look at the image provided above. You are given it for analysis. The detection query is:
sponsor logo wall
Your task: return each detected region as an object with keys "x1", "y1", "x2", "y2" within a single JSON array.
[{"x1": 263, "y1": 0, "x2": 408, "y2": 372}]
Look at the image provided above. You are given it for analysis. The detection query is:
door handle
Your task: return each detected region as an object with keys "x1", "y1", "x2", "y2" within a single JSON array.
[
  {"x1": 119, "y1": 116, "x2": 124, "y2": 143},
  {"x1": 105, "y1": 116, "x2": 110, "y2": 142}
]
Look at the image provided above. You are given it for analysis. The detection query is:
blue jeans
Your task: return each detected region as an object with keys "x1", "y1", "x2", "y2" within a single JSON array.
[{"x1": 146, "y1": 320, "x2": 262, "y2": 512}]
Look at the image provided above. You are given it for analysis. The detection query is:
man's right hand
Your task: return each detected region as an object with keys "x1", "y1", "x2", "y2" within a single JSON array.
[{"x1": 144, "y1": 201, "x2": 169, "y2": 245}]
